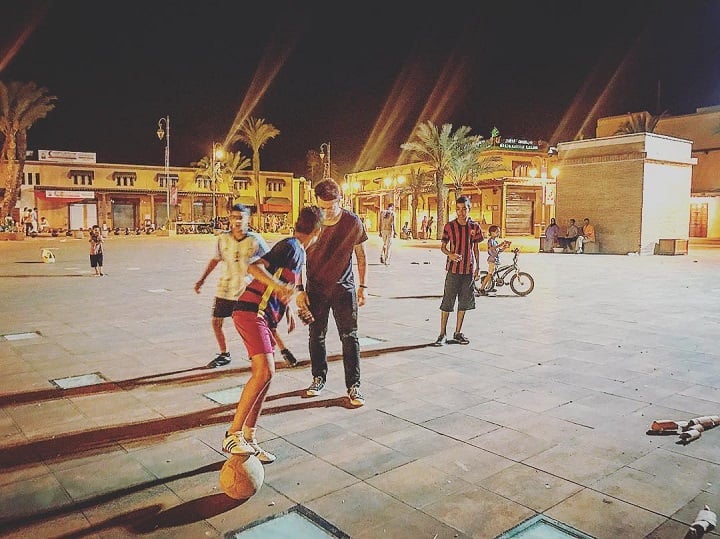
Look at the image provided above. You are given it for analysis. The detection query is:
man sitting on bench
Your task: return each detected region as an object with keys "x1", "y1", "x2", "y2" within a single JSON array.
[{"x1": 576, "y1": 218, "x2": 595, "y2": 254}]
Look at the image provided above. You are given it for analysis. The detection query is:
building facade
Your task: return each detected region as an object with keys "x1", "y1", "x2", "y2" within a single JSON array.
[
  {"x1": 345, "y1": 137, "x2": 557, "y2": 237},
  {"x1": 18, "y1": 150, "x2": 301, "y2": 233}
]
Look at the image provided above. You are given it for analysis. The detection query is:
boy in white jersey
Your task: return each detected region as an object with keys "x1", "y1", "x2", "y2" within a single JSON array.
[{"x1": 194, "y1": 204, "x2": 269, "y2": 367}]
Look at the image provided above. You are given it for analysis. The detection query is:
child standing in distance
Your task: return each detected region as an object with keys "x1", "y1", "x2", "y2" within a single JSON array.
[
  {"x1": 89, "y1": 225, "x2": 104, "y2": 276},
  {"x1": 477, "y1": 225, "x2": 510, "y2": 295}
]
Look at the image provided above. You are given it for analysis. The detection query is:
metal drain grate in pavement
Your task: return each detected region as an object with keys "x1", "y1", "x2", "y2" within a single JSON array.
[
  {"x1": 51, "y1": 372, "x2": 108, "y2": 389},
  {"x1": 229, "y1": 504, "x2": 349, "y2": 538},
  {"x1": 496, "y1": 515, "x2": 593, "y2": 539},
  {"x1": 2, "y1": 331, "x2": 41, "y2": 341}
]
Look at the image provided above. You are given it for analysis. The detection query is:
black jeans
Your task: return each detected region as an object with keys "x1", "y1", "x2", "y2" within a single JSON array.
[{"x1": 308, "y1": 283, "x2": 360, "y2": 389}]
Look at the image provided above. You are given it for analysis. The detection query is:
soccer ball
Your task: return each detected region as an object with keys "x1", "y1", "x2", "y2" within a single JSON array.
[
  {"x1": 219, "y1": 455, "x2": 264, "y2": 499},
  {"x1": 41, "y1": 249, "x2": 56, "y2": 263}
]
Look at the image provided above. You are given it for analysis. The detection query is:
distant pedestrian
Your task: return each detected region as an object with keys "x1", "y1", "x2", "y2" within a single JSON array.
[
  {"x1": 222, "y1": 206, "x2": 322, "y2": 462},
  {"x1": 379, "y1": 203, "x2": 396, "y2": 264},
  {"x1": 89, "y1": 224, "x2": 104, "y2": 276},
  {"x1": 22, "y1": 208, "x2": 33, "y2": 236},
  {"x1": 425, "y1": 216, "x2": 434, "y2": 239},
  {"x1": 432, "y1": 196, "x2": 483, "y2": 346},
  {"x1": 298, "y1": 178, "x2": 369, "y2": 407},
  {"x1": 420, "y1": 215, "x2": 427, "y2": 239},
  {"x1": 194, "y1": 204, "x2": 268, "y2": 368}
]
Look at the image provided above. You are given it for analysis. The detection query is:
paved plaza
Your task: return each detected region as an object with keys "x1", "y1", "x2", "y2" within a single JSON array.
[{"x1": 1, "y1": 233, "x2": 720, "y2": 538}]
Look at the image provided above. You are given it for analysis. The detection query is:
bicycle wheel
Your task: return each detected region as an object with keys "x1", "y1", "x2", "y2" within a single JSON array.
[{"x1": 510, "y1": 272, "x2": 534, "y2": 296}]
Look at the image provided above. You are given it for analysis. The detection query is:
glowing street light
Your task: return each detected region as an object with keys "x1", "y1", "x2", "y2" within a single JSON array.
[
  {"x1": 156, "y1": 115, "x2": 171, "y2": 229},
  {"x1": 319, "y1": 142, "x2": 331, "y2": 179},
  {"x1": 211, "y1": 142, "x2": 225, "y2": 222}
]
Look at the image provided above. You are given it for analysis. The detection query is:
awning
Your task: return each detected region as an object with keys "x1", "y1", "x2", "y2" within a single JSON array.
[
  {"x1": 260, "y1": 197, "x2": 291, "y2": 213},
  {"x1": 113, "y1": 171, "x2": 137, "y2": 180},
  {"x1": 234, "y1": 196, "x2": 256, "y2": 207}
]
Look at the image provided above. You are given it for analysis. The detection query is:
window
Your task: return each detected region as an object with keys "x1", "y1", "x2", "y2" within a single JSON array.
[
  {"x1": 512, "y1": 161, "x2": 532, "y2": 177},
  {"x1": 69, "y1": 170, "x2": 94, "y2": 185},
  {"x1": 234, "y1": 176, "x2": 252, "y2": 190},
  {"x1": 156, "y1": 173, "x2": 179, "y2": 188},
  {"x1": 195, "y1": 177, "x2": 212, "y2": 189},
  {"x1": 266, "y1": 178, "x2": 286, "y2": 192},
  {"x1": 23, "y1": 172, "x2": 40, "y2": 185},
  {"x1": 114, "y1": 172, "x2": 137, "y2": 187}
]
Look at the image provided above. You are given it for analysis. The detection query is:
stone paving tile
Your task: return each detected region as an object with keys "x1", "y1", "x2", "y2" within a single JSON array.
[
  {"x1": 367, "y1": 459, "x2": 476, "y2": 508},
  {"x1": 422, "y1": 485, "x2": 536, "y2": 539},
  {"x1": 478, "y1": 462, "x2": 583, "y2": 513},
  {"x1": 546, "y1": 488, "x2": 668, "y2": 539}
]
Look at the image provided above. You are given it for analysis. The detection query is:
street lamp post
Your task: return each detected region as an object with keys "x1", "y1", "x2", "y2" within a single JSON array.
[
  {"x1": 210, "y1": 142, "x2": 225, "y2": 222},
  {"x1": 156, "y1": 115, "x2": 171, "y2": 230},
  {"x1": 319, "y1": 142, "x2": 331, "y2": 179}
]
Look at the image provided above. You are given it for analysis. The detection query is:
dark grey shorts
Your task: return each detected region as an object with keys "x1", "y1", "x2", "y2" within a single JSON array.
[
  {"x1": 440, "y1": 272, "x2": 476, "y2": 312},
  {"x1": 212, "y1": 297, "x2": 237, "y2": 318}
]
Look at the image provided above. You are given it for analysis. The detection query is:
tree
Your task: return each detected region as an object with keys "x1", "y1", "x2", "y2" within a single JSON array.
[
  {"x1": 0, "y1": 81, "x2": 57, "y2": 220},
  {"x1": 191, "y1": 150, "x2": 251, "y2": 213},
  {"x1": 230, "y1": 117, "x2": 279, "y2": 226},
  {"x1": 614, "y1": 110, "x2": 668, "y2": 135},
  {"x1": 401, "y1": 121, "x2": 478, "y2": 238},
  {"x1": 446, "y1": 138, "x2": 505, "y2": 196}
]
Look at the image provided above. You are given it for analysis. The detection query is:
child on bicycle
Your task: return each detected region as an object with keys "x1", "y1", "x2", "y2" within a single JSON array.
[{"x1": 477, "y1": 225, "x2": 511, "y2": 295}]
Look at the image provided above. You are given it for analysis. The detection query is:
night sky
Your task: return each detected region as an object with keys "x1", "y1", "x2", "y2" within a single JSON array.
[{"x1": 2, "y1": 1, "x2": 719, "y2": 176}]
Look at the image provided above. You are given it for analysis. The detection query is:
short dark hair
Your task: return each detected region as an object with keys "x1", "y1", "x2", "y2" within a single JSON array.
[
  {"x1": 230, "y1": 203, "x2": 249, "y2": 214},
  {"x1": 489, "y1": 225, "x2": 500, "y2": 234},
  {"x1": 456, "y1": 195, "x2": 470, "y2": 207},
  {"x1": 295, "y1": 206, "x2": 322, "y2": 234},
  {"x1": 314, "y1": 178, "x2": 341, "y2": 201}
]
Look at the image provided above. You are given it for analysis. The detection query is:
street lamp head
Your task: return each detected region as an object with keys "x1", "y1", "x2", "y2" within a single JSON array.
[
  {"x1": 551, "y1": 167, "x2": 560, "y2": 179},
  {"x1": 213, "y1": 144, "x2": 225, "y2": 160},
  {"x1": 397, "y1": 175, "x2": 406, "y2": 185},
  {"x1": 157, "y1": 118, "x2": 166, "y2": 141},
  {"x1": 529, "y1": 167, "x2": 538, "y2": 178},
  {"x1": 384, "y1": 177, "x2": 392, "y2": 188}
]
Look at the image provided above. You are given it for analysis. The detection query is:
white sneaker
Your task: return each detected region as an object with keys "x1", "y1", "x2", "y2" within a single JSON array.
[
  {"x1": 307, "y1": 376, "x2": 325, "y2": 396},
  {"x1": 245, "y1": 438, "x2": 276, "y2": 463},
  {"x1": 222, "y1": 432, "x2": 256, "y2": 456},
  {"x1": 348, "y1": 384, "x2": 365, "y2": 407}
]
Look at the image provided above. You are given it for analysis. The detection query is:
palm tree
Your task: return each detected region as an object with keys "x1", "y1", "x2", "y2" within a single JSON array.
[
  {"x1": 0, "y1": 81, "x2": 57, "y2": 220},
  {"x1": 401, "y1": 121, "x2": 477, "y2": 238},
  {"x1": 230, "y1": 117, "x2": 279, "y2": 227},
  {"x1": 614, "y1": 110, "x2": 668, "y2": 134},
  {"x1": 446, "y1": 138, "x2": 505, "y2": 197},
  {"x1": 191, "y1": 150, "x2": 251, "y2": 216}
]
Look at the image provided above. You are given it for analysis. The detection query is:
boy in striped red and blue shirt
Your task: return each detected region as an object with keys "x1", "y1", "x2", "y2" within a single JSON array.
[{"x1": 433, "y1": 195, "x2": 484, "y2": 346}]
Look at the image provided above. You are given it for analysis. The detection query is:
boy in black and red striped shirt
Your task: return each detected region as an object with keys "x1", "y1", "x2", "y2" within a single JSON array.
[{"x1": 432, "y1": 196, "x2": 484, "y2": 346}]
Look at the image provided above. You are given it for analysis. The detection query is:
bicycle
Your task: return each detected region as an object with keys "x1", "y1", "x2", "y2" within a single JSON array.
[{"x1": 474, "y1": 247, "x2": 535, "y2": 296}]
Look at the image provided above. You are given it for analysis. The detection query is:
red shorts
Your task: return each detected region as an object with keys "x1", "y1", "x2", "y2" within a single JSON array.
[{"x1": 232, "y1": 310, "x2": 276, "y2": 357}]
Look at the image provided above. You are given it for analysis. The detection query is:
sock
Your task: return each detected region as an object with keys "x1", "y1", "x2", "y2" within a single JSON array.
[{"x1": 243, "y1": 426, "x2": 257, "y2": 442}]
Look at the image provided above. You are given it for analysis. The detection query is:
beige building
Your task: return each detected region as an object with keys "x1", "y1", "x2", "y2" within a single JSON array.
[
  {"x1": 597, "y1": 106, "x2": 720, "y2": 238},
  {"x1": 18, "y1": 150, "x2": 303, "y2": 233},
  {"x1": 556, "y1": 134, "x2": 695, "y2": 255},
  {"x1": 345, "y1": 138, "x2": 557, "y2": 237}
]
